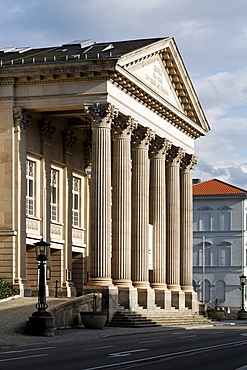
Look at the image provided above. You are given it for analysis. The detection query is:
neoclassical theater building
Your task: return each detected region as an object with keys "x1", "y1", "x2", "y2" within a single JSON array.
[{"x1": 0, "y1": 37, "x2": 209, "y2": 313}]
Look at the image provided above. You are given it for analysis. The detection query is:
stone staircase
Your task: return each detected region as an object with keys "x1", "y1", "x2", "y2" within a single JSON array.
[{"x1": 109, "y1": 306, "x2": 213, "y2": 327}]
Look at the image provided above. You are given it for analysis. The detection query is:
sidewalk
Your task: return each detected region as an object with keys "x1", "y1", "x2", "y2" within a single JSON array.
[{"x1": 0, "y1": 296, "x2": 245, "y2": 347}]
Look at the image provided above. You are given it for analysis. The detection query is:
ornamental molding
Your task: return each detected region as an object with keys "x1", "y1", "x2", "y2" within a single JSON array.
[
  {"x1": 149, "y1": 137, "x2": 172, "y2": 159},
  {"x1": 132, "y1": 126, "x2": 155, "y2": 149},
  {"x1": 13, "y1": 107, "x2": 31, "y2": 131},
  {"x1": 166, "y1": 145, "x2": 185, "y2": 166},
  {"x1": 62, "y1": 130, "x2": 77, "y2": 149},
  {"x1": 180, "y1": 153, "x2": 198, "y2": 171},
  {"x1": 85, "y1": 103, "x2": 118, "y2": 128},
  {"x1": 198, "y1": 206, "x2": 213, "y2": 211},
  {"x1": 112, "y1": 116, "x2": 137, "y2": 138},
  {"x1": 39, "y1": 119, "x2": 56, "y2": 140},
  {"x1": 217, "y1": 206, "x2": 232, "y2": 210}
]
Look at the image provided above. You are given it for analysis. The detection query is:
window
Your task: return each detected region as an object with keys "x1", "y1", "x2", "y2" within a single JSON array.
[
  {"x1": 199, "y1": 212, "x2": 210, "y2": 231},
  {"x1": 219, "y1": 212, "x2": 230, "y2": 231},
  {"x1": 219, "y1": 247, "x2": 231, "y2": 266},
  {"x1": 50, "y1": 168, "x2": 59, "y2": 222},
  {"x1": 72, "y1": 176, "x2": 81, "y2": 227},
  {"x1": 215, "y1": 280, "x2": 226, "y2": 302},
  {"x1": 26, "y1": 159, "x2": 35, "y2": 216}
]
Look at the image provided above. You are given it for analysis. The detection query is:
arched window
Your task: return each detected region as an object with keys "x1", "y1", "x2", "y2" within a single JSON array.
[{"x1": 215, "y1": 280, "x2": 226, "y2": 302}]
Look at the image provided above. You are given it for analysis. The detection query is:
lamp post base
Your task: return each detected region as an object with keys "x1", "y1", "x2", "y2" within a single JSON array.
[
  {"x1": 26, "y1": 311, "x2": 55, "y2": 337},
  {"x1": 238, "y1": 310, "x2": 247, "y2": 320}
]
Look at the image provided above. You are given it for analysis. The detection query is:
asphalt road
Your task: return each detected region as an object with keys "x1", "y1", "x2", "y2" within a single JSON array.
[{"x1": 1, "y1": 325, "x2": 247, "y2": 370}]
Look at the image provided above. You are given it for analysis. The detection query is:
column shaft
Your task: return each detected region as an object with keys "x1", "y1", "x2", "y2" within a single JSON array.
[
  {"x1": 180, "y1": 154, "x2": 197, "y2": 291},
  {"x1": 131, "y1": 127, "x2": 154, "y2": 288},
  {"x1": 112, "y1": 117, "x2": 136, "y2": 287},
  {"x1": 166, "y1": 146, "x2": 184, "y2": 290},
  {"x1": 149, "y1": 138, "x2": 171, "y2": 288},
  {"x1": 87, "y1": 104, "x2": 117, "y2": 286}
]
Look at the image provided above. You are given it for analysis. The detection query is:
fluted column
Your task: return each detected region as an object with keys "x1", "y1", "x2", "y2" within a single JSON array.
[
  {"x1": 166, "y1": 146, "x2": 185, "y2": 308},
  {"x1": 149, "y1": 137, "x2": 172, "y2": 309},
  {"x1": 149, "y1": 137, "x2": 171, "y2": 288},
  {"x1": 112, "y1": 116, "x2": 137, "y2": 287},
  {"x1": 180, "y1": 154, "x2": 198, "y2": 310},
  {"x1": 131, "y1": 127, "x2": 155, "y2": 289},
  {"x1": 86, "y1": 104, "x2": 118, "y2": 286}
]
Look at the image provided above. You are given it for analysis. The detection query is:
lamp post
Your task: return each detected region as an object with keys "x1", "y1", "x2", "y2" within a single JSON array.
[
  {"x1": 26, "y1": 238, "x2": 55, "y2": 336},
  {"x1": 34, "y1": 238, "x2": 50, "y2": 314},
  {"x1": 238, "y1": 274, "x2": 247, "y2": 320}
]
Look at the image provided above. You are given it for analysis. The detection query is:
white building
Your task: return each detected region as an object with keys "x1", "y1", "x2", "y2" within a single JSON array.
[{"x1": 193, "y1": 178, "x2": 247, "y2": 309}]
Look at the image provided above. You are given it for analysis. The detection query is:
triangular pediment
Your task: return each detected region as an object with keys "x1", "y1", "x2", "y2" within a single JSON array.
[
  {"x1": 117, "y1": 37, "x2": 210, "y2": 133},
  {"x1": 127, "y1": 54, "x2": 181, "y2": 108}
]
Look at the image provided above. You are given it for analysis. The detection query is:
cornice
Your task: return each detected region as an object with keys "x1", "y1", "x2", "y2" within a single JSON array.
[{"x1": 111, "y1": 67, "x2": 205, "y2": 139}]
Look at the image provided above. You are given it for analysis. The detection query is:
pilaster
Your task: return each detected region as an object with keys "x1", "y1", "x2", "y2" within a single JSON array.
[{"x1": 13, "y1": 107, "x2": 31, "y2": 296}]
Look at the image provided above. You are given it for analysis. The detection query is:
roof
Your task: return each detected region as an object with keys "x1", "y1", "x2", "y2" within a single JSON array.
[
  {"x1": 193, "y1": 179, "x2": 247, "y2": 195},
  {"x1": 0, "y1": 37, "x2": 166, "y2": 66}
]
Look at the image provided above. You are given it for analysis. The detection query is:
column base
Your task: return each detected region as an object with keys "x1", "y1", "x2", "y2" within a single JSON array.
[
  {"x1": 14, "y1": 278, "x2": 31, "y2": 297},
  {"x1": 167, "y1": 285, "x2": 185, "y2": 310},
  {"x1": 88, "y1": 277, "x2": 114, "y2": 287},
  {"x1": 61, "y1": 281, "x2": 77, "y2": 297},
  {"x1": 118, "y1": 287, "x2": 138, "y2": 310},
  {"x1": 182, "y1": 290, "x2": 199, "y2": 312},
  {"x1": 26, "y1": 311, "x2": 55, "y2": 337},
  {"x1": 151, "y1": 285, "x2": 172, "y2": 310},
  {"x1": 137, "y1": 288, "x2": 155, "y2": 311}
]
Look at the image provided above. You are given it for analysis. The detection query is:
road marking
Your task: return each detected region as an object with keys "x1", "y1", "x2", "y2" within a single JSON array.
[
  {"x1": 0, "y1": 354, "x2": 48, "y2": 362},
  {"x1": 240, "y1": 333, "x2": 247, "y2": 336},
  {"x1": 109, "y1": 349, "x2": 148, "y2": 357},
  {"x1": 83, "y1": 346, "x2": 114, "y2": 351},
  {"x1": 179, "y1": 335, "x2": 196, "y2": 339},
  {"x1": 210, "y1": 331, "x2": 224, "y2": 334},
  {"x1": 82, "y1": 339, "x2": 247, "y2": 370},
  {"x1": 138, "y1": 340, "x2": 162, "y2": 344},
  {"x1": 0, "y1": 346, "x2": 56, "y2": 355}
]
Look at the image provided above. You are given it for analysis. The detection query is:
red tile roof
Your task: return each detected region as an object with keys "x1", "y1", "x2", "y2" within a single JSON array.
[{"x1": 193, "y1": 179, "x2": 247, "y2": 195}]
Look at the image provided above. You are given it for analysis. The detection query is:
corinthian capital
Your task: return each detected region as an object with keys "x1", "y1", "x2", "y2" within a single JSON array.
[
  {"x1": 13, "y1": 107, "x2": 31, "y2": 132},
  {"x1": 132, "y1": 126, "x2": 155, "y2": 149},
  {"x1": 62, "y1": 130, "x2": 77, "y2": 150},
  {"x1": 85, "y1": 103, "x2": 118, "y2": 128},
  {"x1": 180, "y1": 154, "x2": 198, "y2": 171},
  {"x1": 166, "y1": 145, "x2": 185, "y2": 166},
  {"x1": 112, "y1": 116, "x2": 137, "y2": 139},
  {"x1": 39, "y1": 119, "x2": 56, "y2": 140},
  {"x1": 149, "y1": 137, "x2": 172, "y2": 159}
]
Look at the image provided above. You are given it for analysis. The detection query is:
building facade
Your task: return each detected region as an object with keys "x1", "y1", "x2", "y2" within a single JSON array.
[
  {"x1": 193, "y1": 179, "x2": 247, "y2": 309},
  {"x1": 0, "y1": 38, "x2": 209, "y2": 313}
]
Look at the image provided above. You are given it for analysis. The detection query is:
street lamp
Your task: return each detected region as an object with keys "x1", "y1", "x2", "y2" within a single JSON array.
[
  {"x1": 34, "y1": 238, "x2": 50, "y2": 314},
  {"x1": 238, "y1": 274, "x2": 247, "y2": 320},
  {"x1": 26, "y1": 238, "x2": 55, "y2": 336}
]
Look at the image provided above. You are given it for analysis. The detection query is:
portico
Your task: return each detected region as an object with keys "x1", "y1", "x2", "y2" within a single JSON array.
[{"x1": 0, "y1": 37, "x2": 210, "y2": 315}]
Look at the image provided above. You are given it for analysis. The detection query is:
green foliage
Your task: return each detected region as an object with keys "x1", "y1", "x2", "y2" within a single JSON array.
[{"x1": 0, "y1": 278, "x2": 16, "y2": 299}]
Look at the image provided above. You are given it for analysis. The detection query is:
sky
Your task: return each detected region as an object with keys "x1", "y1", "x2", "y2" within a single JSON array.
[{"x1": 1, "y1": 0, "x2": 247, "y2": 188}]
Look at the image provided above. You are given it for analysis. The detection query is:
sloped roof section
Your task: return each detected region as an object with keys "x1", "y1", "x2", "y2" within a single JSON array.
[{"x1": 193, "y1": 178, "x2": 247, "y2": 195}]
